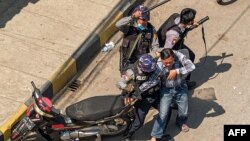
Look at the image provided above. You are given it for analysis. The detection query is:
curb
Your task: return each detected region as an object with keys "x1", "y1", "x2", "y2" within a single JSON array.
[{"x1": 0, "y1": 0, "x2": 144, "y2": 140}]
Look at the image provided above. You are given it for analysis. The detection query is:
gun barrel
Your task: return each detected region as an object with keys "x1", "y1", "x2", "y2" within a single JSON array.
[
  {"x1": 142, "y1": 0, "x2": 171, "y2": 14},
  {"x1": 189, "y1": 16, "x2": 209, "y2": 30},
  {"x1": 198, "y1": 16, "x2": 209, "y2": 25}
]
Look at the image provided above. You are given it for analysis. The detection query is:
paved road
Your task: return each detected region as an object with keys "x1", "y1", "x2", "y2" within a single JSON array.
[
  {"x1": 55, "y1": 0, "x2": 250, "y2": 141},
  {"x1": 2, "y1": 0, "x2": 250, "y2": 141},
  {"x1": 0, "y1": 0, "x2": 121, "y2": 125}
]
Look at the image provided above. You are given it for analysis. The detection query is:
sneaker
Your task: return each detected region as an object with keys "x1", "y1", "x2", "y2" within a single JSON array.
[{"x1": 187, "y1": 81, "x2": 196, "y2": 90}]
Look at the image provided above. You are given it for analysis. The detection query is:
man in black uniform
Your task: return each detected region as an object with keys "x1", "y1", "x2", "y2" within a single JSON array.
[
  {"x1": 116, "y1": 54, "x2": 162, "y2": 141},
  {"x1": 116, "y1": 5, "x2": 159, "y2": 74},
  {"x1": 157, "y1": 8, "x2": 198, "y2": 89}
]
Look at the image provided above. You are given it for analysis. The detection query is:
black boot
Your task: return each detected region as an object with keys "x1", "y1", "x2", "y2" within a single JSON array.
[
  {"x1": 187, "y1": 81, "x2": 196, "y2": 90},
  {"x1": 156, "y1": 134, "x2": 173, "y2": 141},
  {"x1": 122, "y1": 137, "x2": 131, "y2": 141},
  {"x1": 122, "y1": 132, "x2": 133, "y2": 141},
  {"x1": 122, "y1": 135, "x2": 132, "y2": 141}
]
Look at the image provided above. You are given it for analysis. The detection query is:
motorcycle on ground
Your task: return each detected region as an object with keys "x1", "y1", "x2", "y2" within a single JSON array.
[{"x1": 10, "y1": 81, "x2": 135, "y2": 141}]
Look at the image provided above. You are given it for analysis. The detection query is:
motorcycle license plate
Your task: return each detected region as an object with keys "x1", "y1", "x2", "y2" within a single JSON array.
[{"x1": 22, "y1": 117, "x2": 35, "y2": 130}]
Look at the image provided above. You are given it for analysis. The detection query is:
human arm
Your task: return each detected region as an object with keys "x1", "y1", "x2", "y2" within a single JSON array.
[
  {"x1": 150, "y1": 27, "x2": 161, "y2": 58},
  {"x1": 116, "y1": 69, "x2": 135, "y2": 92},
  {"x1": 115, "y1": 16, "x2": 134, "y2": 34},
  {"x1": 167, "y1": 70, "x2": 177, "y2": 80},
  {"x1": 115, "y1": 11, "x2": 141, "y2": 34},
  {"x1": 174, "y1": 50, "x2": 195, "y2": 75},
  {"x1": 116, "y1": 69, "x2": 136, "y2": 104},
  {"x1": 163, "y1": 30, "x2": 180, "y2": 49},
  {"x1": 151, "y1": 27, "x2": 160, "y2": 49}
]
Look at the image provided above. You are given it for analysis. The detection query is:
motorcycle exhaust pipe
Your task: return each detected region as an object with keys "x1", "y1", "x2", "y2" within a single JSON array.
[
  {"x1": 60, "y1": 131, "x2": 98, "y2": 140},
  {"x1": 60, "y1": 125, "x2": 119, "y2": 140}
]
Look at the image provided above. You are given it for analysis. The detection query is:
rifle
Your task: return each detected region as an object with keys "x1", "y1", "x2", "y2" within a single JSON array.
[
  {"x1": 141, "y1": 0, "x2": 171, "y2": 14},
  {"x1": 186, "y1": 16, "x2": 210, "y2": 66},
  {"x1": 189, "y1": 16, "x2": 210, "y2": 30}
]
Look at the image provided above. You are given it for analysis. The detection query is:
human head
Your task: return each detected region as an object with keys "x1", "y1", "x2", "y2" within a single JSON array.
[
  {"x1": 160, "y1": 48, "x2": 175, "y2": 69},
  {"x1": 138, "y1": 54, "x2": 156, "y2": 73},
  {"x1": 180, "y1": 8, "x2": 196, "y2": 25},
  {"x1": 133, "y1": 5, "x2": 150, "y2": 22}
]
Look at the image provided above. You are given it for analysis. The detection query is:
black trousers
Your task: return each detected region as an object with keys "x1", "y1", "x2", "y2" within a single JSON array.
[{"x1": 125, "y1": 92, "x2": 160, "y2": 136}]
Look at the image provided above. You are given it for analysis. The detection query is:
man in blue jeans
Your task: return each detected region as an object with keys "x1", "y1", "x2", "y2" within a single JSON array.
[{"x1": 150, "y1": 48, "x2": 195, "y2": 141}]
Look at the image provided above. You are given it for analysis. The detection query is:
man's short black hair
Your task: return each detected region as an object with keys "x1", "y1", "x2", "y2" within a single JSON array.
[
  {"x1": 180, "y1": 8, "x2": 196, "y2": 24},
  {"x1": 160, "y1": 48, "x2": 174, "y2": 60}
]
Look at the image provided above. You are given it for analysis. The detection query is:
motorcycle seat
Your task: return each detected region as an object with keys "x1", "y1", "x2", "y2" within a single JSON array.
[{"x1": 66, "y1": 95, "x2": 125, "y2": 121}]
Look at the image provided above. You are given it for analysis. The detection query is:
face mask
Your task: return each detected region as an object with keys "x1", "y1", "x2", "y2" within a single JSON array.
[{"x1": 137, "y1": 24, "x2": 145, "y2": 31}]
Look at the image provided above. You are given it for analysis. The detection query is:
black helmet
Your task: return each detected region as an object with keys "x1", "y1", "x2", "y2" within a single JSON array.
[
  {"x1": 180, "y1": 8, "x2": 196, "y2": 24},
  {"x1": 138, "y1": 54, "x2": 156, "y2": 73}
]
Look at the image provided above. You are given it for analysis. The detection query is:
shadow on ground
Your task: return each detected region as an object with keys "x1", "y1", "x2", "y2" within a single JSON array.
[
  {"x1": 192, "y1": 53, "x2": 233, "y2": 88},
  {"x1": 0, "y1": 0, "x2": 39, "y2": 28},
  {"x1": 128, "y1": 52, "x2": 233, "y2": 140},
  {"x1": 101, "y1": 53, "x2": 233, "y2": 141}
]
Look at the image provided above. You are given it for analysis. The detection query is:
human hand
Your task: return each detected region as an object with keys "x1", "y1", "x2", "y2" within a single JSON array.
[
  {"x1": 167, "y1": 70, "x2": 177, "y2": 80},
  {"x1": 124, "y1": 83, "x2": 134, "y2": 92},
  {"x1": 193, "y1": 21, "x2": 200, "y2": 27},
  {"x1": 188, "y1": 21, "x2": 199, "y2": 29},
  {"x1": 132, "y1": 11, "x2": 141, "y2": 19},
  {"x1": 153, "y1": 51, "x2": 160, "y2": 58},
  {"x1": 124, "y1": 97, "x2": 135, "y2": 105}
]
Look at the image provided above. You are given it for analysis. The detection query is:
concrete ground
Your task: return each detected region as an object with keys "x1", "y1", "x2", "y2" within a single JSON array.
[
  {"x1": 55, "y1": 0, "x2": 250, "y2": 141},
  {"x1": 1, "y1": 0, "x2": 250, "y2": 141},
  {"x1": 0, "y1": 0, "x2": 121, "y2": 125}
]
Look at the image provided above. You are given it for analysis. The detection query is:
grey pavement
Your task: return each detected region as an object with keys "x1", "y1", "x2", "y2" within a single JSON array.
[
  {"x1": 1, "y1": 0, "x2": 250, "y2": 141},
  {"x1": 0, "y1": 0, "x2": 121, "y2": 125},
  {"x1": 56, "y1": 0, "x2": 250, "y2": 141}
]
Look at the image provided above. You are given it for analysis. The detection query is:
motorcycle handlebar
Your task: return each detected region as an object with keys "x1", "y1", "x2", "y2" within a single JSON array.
[
  {"x1": 31, "y1": 81, "x2": 42, "y2": 99},
  {"x1": 31, "y1": 81, "x2": 60, "y2": 116},
  {"x1": 31, "y1": 81, "x2": 36, "y2": 89}
]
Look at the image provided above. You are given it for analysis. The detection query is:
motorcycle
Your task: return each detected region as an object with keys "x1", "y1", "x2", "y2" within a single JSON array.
[{"x1": 10, "y1": 81, "x2": 135, "y2": 141}]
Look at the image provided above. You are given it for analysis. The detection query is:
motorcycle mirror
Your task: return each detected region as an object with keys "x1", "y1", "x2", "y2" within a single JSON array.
[{"x1": 31, "y1": 81, "x2": 42, "y2": 99}]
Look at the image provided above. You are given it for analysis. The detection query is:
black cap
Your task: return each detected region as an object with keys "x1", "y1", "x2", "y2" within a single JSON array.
[{"x1": 180, "y1": 8, "x2": 196, "y2": 24}]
